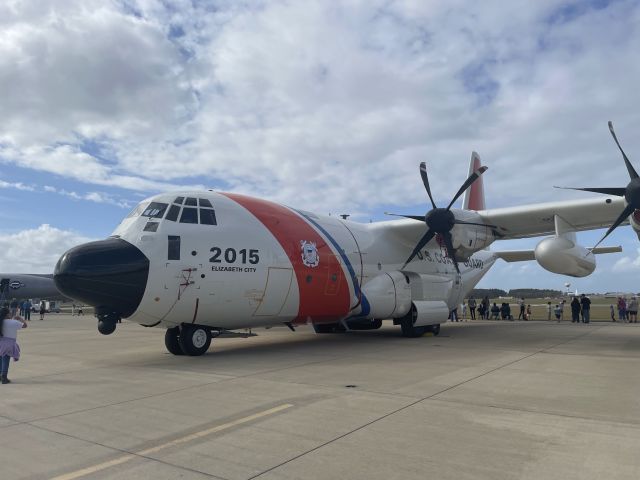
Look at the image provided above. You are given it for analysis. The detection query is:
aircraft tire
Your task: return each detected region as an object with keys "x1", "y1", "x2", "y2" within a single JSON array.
[
  {"x1": 97, "y1": 319, "x2": 116, "y2": 335},
  {"x1": 178, "y1": 324, "x2": 212, "y2": 356},
  {"x1": 165, "y1": 327, "x2": 184, "y2": 355},
  {"x1": 400, "y1": 317, "x2": 427, "y2": 338}
]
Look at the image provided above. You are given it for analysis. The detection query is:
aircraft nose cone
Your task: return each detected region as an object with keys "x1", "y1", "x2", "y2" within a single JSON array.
[{"x1": 54, "y1": 238, "x2": 150, "y2": 318}]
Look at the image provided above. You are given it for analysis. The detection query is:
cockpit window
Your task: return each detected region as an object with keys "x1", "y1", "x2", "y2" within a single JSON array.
[
  {"x1": 143, "y1": 222, "x2": 159, "y2": 232},
  {"x1": 163, "y1": 197, "x2": 218, "y2": 225},
  {"x1": 126, "y1": 202, "x2": 148, "y2": 218},
  {"x1": 200, "y1": 208, "x2": 217, "y2": 225},
  {"x1": 180, "y1": 207, "x2": 198, "y2": 224},
  {"x1": 141, "y1": 202, "x2": 168, "y2": 219},
  {"x1": 165, "y1": 204, "x2": 180, "y2": 222}
]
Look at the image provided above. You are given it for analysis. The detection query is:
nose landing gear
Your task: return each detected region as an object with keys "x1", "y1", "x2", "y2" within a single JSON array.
[
  {"x1": 165, "y1": 324, "x2": 212, "y2": 356},
  {"x1": 97, "y1": 309, "x2": 121, "y2": 335}
]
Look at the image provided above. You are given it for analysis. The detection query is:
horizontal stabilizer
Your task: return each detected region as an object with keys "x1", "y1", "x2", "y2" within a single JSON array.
[{"x1": 495, "y1": 246, "x2": 621, "y2": 263}]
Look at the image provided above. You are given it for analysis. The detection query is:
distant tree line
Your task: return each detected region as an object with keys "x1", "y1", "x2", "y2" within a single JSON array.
[{"x1": 469, "y1": 288, "x2": 563, "y2": 299}]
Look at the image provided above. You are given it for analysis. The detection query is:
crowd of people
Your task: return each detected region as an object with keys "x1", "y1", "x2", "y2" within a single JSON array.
[
  {"x1": 461, "y1": 293, "x2": 636, "y2": 324},
  {"x1": 612, "y1": 296, "x2": 639, "y2": 323}
]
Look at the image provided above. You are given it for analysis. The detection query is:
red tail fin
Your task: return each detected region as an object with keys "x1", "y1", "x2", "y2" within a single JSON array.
[{"x1": 462, "y1": 151, "x2": 486, "y2": 211}]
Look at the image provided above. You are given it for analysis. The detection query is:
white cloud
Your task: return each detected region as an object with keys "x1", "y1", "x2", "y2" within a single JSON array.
[
  {"x1": 0, "y1": 0, "x2": 638, "y2": 215},
  {"x1": 612, "y1": 248, "x2": 640, "y2": 273},
  {"x1": 42, "y1": 185, "x2": 131, "y2": 208},
  {"x1": 0, "y1": 224, "x2": 94, "y2": 273},
  {"x1": 0, "y1": 179, "x2": 34, "y2": 191}
]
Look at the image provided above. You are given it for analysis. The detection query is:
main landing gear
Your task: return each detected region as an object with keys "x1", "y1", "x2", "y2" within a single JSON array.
[
  {"x1": 397, "y1": 309, "x2": 440, "y2": 338},
  {"x1": 165, "y1": 324, "x2": 212, "y2": 356},
  {"x1": 399, "y1": 319, "x2": 440, "y2": 338}
]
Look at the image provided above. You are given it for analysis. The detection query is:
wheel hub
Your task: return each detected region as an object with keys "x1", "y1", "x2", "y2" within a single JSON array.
[{"x1": 192, "y1": 329, "x2": 208, "y2": 348}]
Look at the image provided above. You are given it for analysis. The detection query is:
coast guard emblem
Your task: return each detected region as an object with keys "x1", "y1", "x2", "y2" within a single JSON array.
[{"x1": 300, "y1": 240, "x2": 320, "y2": 268}]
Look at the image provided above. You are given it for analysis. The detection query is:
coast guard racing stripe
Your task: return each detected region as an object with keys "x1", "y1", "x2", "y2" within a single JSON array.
[{"x1": 222, "y1": 193, "x2": 351, "y2": 324}]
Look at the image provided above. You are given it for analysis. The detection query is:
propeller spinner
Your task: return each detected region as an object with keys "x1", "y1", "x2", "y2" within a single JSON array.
[
  {"x1": 556, "y1": 122, "x2": 640, "y2": 249},
  {"x1": 387, "y1": 161, "x2": 489, "y2": 272}
]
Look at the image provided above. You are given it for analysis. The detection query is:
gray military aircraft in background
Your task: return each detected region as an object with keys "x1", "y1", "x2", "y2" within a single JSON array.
[{"x1": 0, "y1": 274, "x2": 64, "y2": 303}]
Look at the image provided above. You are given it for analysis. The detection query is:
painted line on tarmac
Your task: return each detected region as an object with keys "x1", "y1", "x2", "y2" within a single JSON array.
[{"x1": 50, "y1": 403, "x2": 294, "y2": 480}]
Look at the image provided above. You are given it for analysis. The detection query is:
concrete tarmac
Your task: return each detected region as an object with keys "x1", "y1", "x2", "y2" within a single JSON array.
[{"x1": 2, "y1": 315, "x2": 640, "y2": 480}]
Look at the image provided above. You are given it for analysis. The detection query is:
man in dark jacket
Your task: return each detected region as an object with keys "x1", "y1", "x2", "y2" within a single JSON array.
[
  {"x1": 570, "y1": 297, "x2": 580, "y2": 323},
  {"x1": 580, "y1": 294, "x2": 591, "y2": 323}
]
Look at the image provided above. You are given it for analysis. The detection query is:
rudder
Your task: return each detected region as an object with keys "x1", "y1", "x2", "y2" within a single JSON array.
[{"x1": 462, "y1": 151, "x2": 486, "y2": 211}]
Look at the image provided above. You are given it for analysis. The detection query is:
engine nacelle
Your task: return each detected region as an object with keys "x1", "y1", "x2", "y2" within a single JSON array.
[
  {"x1": 534, "y1": 236, "x2": 595, "y2": 277},
  {"x1": 450, "y1": 211, "x2": 495, "y2": 260},
  {"x1": 411, "y1": 300, "x2": 450, "y2": 327},
  {"x1": 360, "y1": 271, "x2": 412, "y2": 319},
  {"x1": 630, "y1": 209, "x2": 640, "y2": 240}
]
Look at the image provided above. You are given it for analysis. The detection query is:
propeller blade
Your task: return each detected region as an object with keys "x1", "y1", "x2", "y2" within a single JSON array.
[
  {"x1": 420, "y1": 162, "x2": 437, "y2": 209},
  {"x1": 554, "y1": 186, "x2": 627, "y2": 196},
  {"x1": 454, "y1": 220, "x2": 497, "y2": 228},
  {"x1": 441, "y1": 231, "x2": 460, "y2": 273},
  {"x1": 446, "y1": 166, "x2": 488, "y2": 210},
  {"x1": 384, "y1": 213, "x2": 425, "y2": 221},
  {"x1": 609, "y1": 121, "x2": 638, "y2": 180},
  {"x1": 593, "y1": 202, "x2": 635, "y2": 249},
  {"x1": 402, "y1": 229, "x2": 436, "y2": 269}
]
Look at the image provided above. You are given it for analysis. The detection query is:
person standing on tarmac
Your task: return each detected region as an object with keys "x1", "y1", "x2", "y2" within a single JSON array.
[
  {"x1": 0, "y1": 307, "x2": 27, "y2": 384},
  {"x1": 580, "y1": 294, "x2": 591, "y2": 323},
  {"x1": 22, "y1": 299, "x2": 31, "y2": 321},
  {"x1": 518, "y1": 298, "x2": 525, "y2": 320},
  {"x1": 628, "y1": 297, "x2": 638, "y2": 323},
  {"x1": 468, "y1": 297, "x2": 476, "y2": 320},
  {"x1": 571, "y1": 296, "x2": 581, "y2": 323}
]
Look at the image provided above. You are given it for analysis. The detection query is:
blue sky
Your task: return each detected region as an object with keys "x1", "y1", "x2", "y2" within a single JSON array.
[{"x1": 1, "y1": 0, "x2": 639, "y2": 292}]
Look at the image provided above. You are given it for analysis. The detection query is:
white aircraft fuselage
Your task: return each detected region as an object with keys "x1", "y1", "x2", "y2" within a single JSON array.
[
  {"x1": 113, "y1": 191, "x2": 496, "y2": 330},
  {"x1": 54, "y1": 190, "x2": 497, "y2": 338}
]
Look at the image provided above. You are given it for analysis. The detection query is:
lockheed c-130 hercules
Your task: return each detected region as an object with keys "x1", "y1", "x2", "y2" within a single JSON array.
[{"x1": 54, "y1": 122, "x2": 638, "y2": 356}]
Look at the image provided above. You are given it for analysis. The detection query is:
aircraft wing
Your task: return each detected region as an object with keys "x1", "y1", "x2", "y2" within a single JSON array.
[{"x1": 477, "y1": 197, "x2": 627, "y2": 240}]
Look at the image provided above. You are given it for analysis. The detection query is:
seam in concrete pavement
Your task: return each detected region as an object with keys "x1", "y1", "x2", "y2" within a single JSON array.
[{"x1": 426, "y1": 396, "x2": 640, "y2": 429}]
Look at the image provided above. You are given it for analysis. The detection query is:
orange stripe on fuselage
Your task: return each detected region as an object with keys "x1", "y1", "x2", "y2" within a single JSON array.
[{"x1": 222, "y1": 193, "x2": 351, "y2": 324}]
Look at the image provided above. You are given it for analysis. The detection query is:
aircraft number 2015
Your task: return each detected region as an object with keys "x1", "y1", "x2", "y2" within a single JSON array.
[{"x1": 209, "y1": 247, "x2": 260, "y2": 264}]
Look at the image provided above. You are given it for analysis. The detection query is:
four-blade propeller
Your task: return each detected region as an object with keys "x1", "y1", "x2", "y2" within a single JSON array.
[
  {"x1": 387, "y1": 161, "x2": 488, "y2": 273},
  {"x1": 556, "y1": 121, "x2": 640, "y2": 249}
]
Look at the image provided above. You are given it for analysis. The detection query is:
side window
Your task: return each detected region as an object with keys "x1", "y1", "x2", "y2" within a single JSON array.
[
  {"x1": 180, "y1": 207, "x2": 198, "y2": 224},
  {"x1": 143, "y1": 222, "x2": 159, "y2": 232},
  {"x1": 168, "y1": 236, "x2": 181, "y2": 260},
  {"x1": 174, "y1": 196, "x2": 185, "y2": 205}
]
